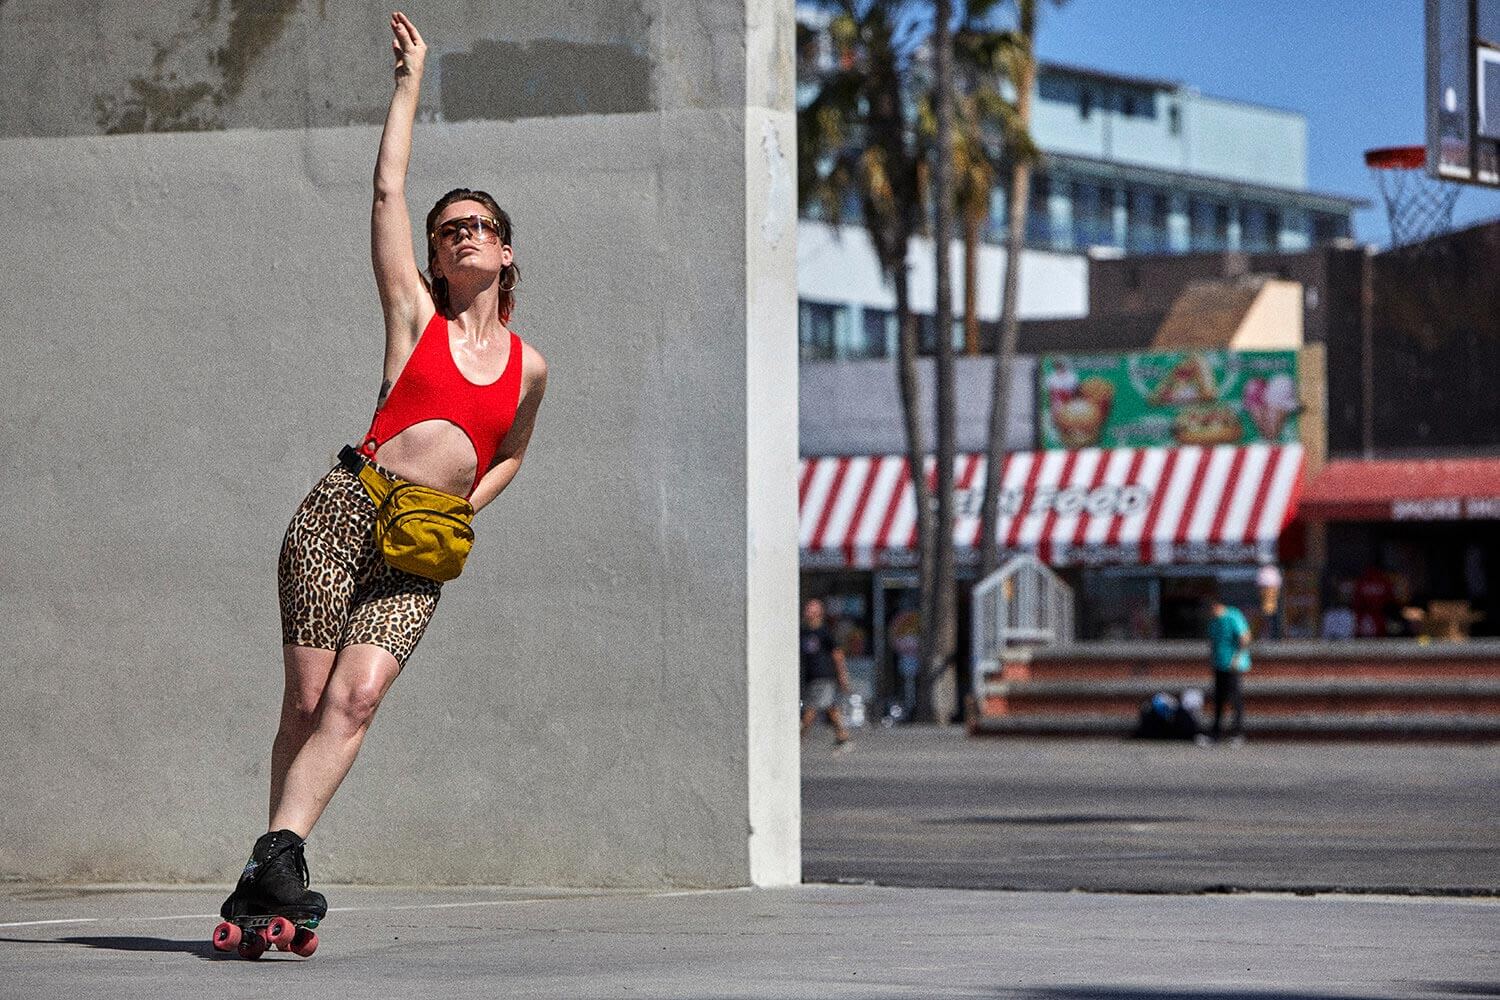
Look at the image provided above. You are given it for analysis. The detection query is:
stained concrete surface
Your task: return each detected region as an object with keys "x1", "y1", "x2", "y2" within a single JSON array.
[
  {"x1": 802, "y1": 729, "x2": 1500, "y2": 894},
  {"x1": 0, "y1": 883, "x2": 1495, "y2": 999}
]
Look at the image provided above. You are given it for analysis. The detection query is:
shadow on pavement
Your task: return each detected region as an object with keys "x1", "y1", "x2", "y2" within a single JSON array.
[
  {"x1": 925, "y1": 813, "x2": 1196, "y2": 826},
  {"x1": 0, "y1": 935, "x2": 218, "y2": 959},
  {"x1": 1019, "y1": 988, "x2": 1464, "y2": 1000}
]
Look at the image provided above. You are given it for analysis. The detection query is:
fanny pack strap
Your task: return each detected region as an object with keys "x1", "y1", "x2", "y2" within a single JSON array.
[
  {"x1": 338, "y1": 444, "x2": 368, "y2": 476},
  {"x1": 339, "y1": 444, "x2": 394, "y2": 508}
]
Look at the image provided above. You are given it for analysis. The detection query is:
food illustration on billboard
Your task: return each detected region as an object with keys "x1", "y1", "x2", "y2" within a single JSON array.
[{"x1": 1040, "y1": 350, "x2": 1300, "y2": 449}]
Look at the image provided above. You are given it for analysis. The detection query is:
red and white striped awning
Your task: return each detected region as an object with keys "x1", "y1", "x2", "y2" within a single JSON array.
[{"x1": 799, "y1": 444, "x2": 1304, "y2": 569}]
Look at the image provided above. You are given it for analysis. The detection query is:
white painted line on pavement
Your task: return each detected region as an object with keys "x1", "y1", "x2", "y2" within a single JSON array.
[{"x1": 0, "y1": 887, "x2": 750, "y2": 930}]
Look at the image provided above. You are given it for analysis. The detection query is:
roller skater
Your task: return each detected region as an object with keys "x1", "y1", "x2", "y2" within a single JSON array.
[{"x1": 213, "y1": 10, "x2": 547, "y2": 959}]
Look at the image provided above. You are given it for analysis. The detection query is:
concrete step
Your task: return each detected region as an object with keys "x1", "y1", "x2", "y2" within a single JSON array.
[
  {"x1": 1000, "y1": 640, "x2": 1500, "y2": 686},
  {"x1": 1008, "y1": 657, "x2": 1500, "y2": 683},
  {"x1": 982, "y1": 677, "x2": 1500, "y2": 718},
  {"x1": 972, "y1": 711, "x2": 1500, "y2": 740}
]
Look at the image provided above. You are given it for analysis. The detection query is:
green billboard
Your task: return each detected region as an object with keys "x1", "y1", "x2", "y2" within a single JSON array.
[{"x1": 1039, "y1": 350, "x2": 1301, "y2": 450}]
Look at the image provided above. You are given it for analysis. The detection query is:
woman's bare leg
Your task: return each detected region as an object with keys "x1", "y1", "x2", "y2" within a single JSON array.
[
  {"x1": 269, "y1": 644, "x2": 403, "y2": 838},
  {"x1": 269, "y1": 645, "x2": 339, "y2": 826}
]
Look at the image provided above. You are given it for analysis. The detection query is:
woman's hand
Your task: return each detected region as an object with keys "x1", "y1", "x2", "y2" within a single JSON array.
[{"x1": 390, "y1": 11, "x2": 426, "y2": 81}]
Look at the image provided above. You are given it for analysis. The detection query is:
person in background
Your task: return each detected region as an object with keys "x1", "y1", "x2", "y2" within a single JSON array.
[
  {"x1": 1205, "y1": 590, "x2": 1252, "y2": 745},
  {"x1": 1354, "y1": 564, "x2": 1393, "y2": 638},
  {"x1": 1320, "y1": 578, "x2": 1356, "y2": 640},
  {"x1": 1256, "y1": 562, "x2": 1283, "y2": 640},
  {"x1": 800, "y1": 599, "x2": 852, "y2": 748}
]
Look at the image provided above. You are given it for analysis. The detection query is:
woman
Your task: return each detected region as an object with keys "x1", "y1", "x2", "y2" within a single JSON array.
[{"x1": 220, "y1": 11, "x2": 547, "y2": 923}]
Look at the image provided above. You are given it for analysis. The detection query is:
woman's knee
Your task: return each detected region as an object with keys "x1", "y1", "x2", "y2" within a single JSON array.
[
  {"x1": 320, "y1": 680, "x2": 386, "y2": 733},
  {"x1": 320, "y1": 650, "x2": 400, "y2": 733}
]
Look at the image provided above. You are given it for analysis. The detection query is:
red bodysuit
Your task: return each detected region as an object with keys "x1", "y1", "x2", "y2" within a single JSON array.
[{"x1": 359, "y1": 312, "x2": 525, "y2": 497}]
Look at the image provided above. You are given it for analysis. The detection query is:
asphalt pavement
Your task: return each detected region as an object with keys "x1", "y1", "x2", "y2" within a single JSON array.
[
  {"x1": 2, "y1": 729, "x2": 1496, "y2": 997},
  {"x1": 802, "y1": 726, "x2": 1500, "y2": 894},
  {"x1": 1, "y1": 882, "x2": 1496, "y2": 999}
]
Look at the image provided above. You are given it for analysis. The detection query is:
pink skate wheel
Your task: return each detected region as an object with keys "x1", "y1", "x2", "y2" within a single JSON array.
[
  {"x1": 265, "y1": 917, "x2": 295, "y2": 947},
  {"x1": 237, "y1": 930, "x2": 268, "y2": 960},
  {"x1": 290, "y1": 927, "x2": 318, "y2": 958},
  {"x1": 212, "y1": 921, "x2": 241, "y2": 952}
]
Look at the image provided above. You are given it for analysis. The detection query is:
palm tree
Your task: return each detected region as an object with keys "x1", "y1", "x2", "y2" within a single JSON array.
[
  {"x1": 952, "y1": 94, "x2": 995, "y2": 357},
  {"x1": 969, "y1": 0, "x2": 1055, "y2": 578},
  {"x1": 952, "y1": 21, "x2": 1036, "y2": 359},
  {"x1": 798, "y1": 0, "x2": 938, "y2": 671},
  {"x1": 919, "y1": 0, "x2": 958, "y2": 724}
]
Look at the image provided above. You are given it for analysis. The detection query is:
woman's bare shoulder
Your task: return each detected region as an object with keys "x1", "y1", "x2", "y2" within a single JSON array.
[{"x1": 519, "y1": 339, "x2": 548, "y2": 391}]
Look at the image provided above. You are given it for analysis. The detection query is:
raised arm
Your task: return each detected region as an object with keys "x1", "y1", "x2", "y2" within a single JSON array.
[{"x1": 371, "y1": 12, "x2": 433, "y2": 351}]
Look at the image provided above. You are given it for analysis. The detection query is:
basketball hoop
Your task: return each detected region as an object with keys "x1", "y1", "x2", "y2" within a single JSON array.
[{"x1": 1365, "y1": 145, "x2": 1461, "y2": 248}]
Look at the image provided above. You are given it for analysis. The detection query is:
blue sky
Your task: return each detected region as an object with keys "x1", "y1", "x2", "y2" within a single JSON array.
[{"x1": 1029, "y1": 0, "x2": 1500, "y2": 244}]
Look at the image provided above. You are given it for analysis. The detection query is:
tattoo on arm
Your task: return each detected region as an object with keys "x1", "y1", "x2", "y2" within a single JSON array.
[{"x1": 376, "y1": 379, "x2": 393, "y2": 410}]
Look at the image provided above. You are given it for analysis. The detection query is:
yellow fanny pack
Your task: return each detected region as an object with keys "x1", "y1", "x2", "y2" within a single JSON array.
[{"x1": 342, "y1": 447, "x2": 475, "y2": 582}]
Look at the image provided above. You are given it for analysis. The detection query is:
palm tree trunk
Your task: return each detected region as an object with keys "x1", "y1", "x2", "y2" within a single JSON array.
[
  {"x1": 980, "y1": 13, "x2": 1037, "y2": 579},
  {"x1": 917, "y1": 0, "x2": 958, "y2": 724},
  {"x1": 893, "y1": 258, "x2": 934, "y2": 684},
  {"x1": 963, "y1": 209, "x2": 982, "y2": 355}
]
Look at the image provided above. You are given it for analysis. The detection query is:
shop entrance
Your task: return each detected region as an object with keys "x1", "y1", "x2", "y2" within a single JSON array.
[
  {"x1": 871, "y1": 569, "x2": 973, "y2": 722},
  {"x1": 1325, "y1": 520, "x2": 1500, "y2": 638},
  {"x1": 1079, "y1": 566, "x2": 1258, "y2": 641}
]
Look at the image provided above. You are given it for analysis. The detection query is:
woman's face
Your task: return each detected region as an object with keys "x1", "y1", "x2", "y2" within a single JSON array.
[{"x1": 430, "y1": 199, "x2": 513, "y2": 281}]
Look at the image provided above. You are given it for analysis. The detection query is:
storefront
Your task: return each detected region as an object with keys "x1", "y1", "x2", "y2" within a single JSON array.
[
  {"x1": 799, "y1": 442, "x2": 1305, "y2": 707},
  {"x1": 1300, "y1": 457, "x2": 1500, "y2": 639}
]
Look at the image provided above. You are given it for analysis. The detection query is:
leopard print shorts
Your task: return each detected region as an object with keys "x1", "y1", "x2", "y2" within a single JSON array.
[{"x1": 278, "y1": 464, "x2": 442, "y2": 668}]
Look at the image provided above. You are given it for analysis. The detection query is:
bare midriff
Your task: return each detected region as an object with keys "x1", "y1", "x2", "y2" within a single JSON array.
[{"x1": 371, "y1": 419, "x2": 481, "y2": 497}]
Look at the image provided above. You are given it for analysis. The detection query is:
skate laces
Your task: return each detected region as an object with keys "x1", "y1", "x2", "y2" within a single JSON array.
[
  {"x1": 258, "y1": 836, "x2": 311, "y2": 888},
  {"x1": 291, "y1": 842, "x2": 310, "y2": 888}
]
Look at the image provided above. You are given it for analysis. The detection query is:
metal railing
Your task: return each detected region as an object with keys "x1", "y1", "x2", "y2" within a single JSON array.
[{"x1": 970, "y1": 555, "x2": 1075, "y2": 699}]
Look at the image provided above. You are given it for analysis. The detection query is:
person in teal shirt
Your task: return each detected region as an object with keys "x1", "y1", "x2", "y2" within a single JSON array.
[{"x1": 1206, "y1": 592, "x2": 1252, "y2": 743}]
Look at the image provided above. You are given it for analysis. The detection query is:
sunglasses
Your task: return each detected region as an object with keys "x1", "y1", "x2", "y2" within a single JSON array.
[{"x1": 431, "y1": 214, "x2": 504, "y2": 244}]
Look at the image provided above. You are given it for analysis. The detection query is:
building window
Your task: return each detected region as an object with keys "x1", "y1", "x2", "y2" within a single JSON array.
[
  {"x1": 916, "y1": 314, "x2": 964, "y2": 356},
  {"x1": 1127, "y1": 188, "x2": 1170, "y2": 253},
  {"x1": 1214, "y1": 203, "x2": 1233, "y2": 249},
  {"x1": 1311, "y1": 211, "x2": 1351, "y2": 244},
  {"x1": 1189, "y1": 199, "x2": 1229, "y2": 252},
  {"x1": 1026, "y1": 174, "x2": 1052, "y2": 247},
  {"x1": 799, "y1": 300, "x2": 842, "y2": 361},
  {"x1": 1080, "y1": 87, "x2": 1093, "y2": 119},
  {"x1": 1168, "y1": 103, "x2": 1181, "y2": 135},
  {"x1": 1074, "y1": 184, "x2": 1117, "y2": 248},
  {"x1": 1242, "y1": 205, "x2": 1270, "y2": 253},
  {"x1": 860, "y1": 308, "x2": 895, "y2": 359}
]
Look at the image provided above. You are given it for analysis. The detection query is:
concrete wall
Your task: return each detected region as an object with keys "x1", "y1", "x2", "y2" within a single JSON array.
[
  {"x1": 1232, "y1": 280, "x2": 1305, "y2": 350},
  {"x1": 1030, "y1": 71, "x2": 1307, "y2": 191},
  {"x1": 798, "y1": 220, "x2": 1089, "y2": 320},
  {"x1": 800, "y1": 357, "x2": 1038, "y2": 457},
  {"x1": 0, "y1": 1, "x2": 799, "y2": 887}
]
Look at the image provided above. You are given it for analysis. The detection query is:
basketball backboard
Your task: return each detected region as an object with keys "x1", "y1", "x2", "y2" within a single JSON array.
[{"x1": 1427, "y1": 0, "x2": 1500, "y2": 185}]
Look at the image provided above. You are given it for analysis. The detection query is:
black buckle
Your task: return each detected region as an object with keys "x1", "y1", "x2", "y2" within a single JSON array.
[{"x1": 338, "y1": 445, "x2": 366, "y2": 474}]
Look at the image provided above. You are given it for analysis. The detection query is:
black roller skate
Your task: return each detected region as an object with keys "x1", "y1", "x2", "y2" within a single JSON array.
[{"x1": 212, "y1": 829, "x2": 327, "y2": 959}]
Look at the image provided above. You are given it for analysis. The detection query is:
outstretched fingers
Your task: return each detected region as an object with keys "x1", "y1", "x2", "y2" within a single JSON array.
[
  {"x1": 388, "y1": 11, "x2": 426, "y2": 78},
  {"x1": 393, "y1": 11, "x2": 424, "y2": 48}
]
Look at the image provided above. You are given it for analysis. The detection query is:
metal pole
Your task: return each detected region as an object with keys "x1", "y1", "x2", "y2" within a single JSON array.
[{"x1": 1360, "y1": 246, "x2": 1375, "y2": 458}]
